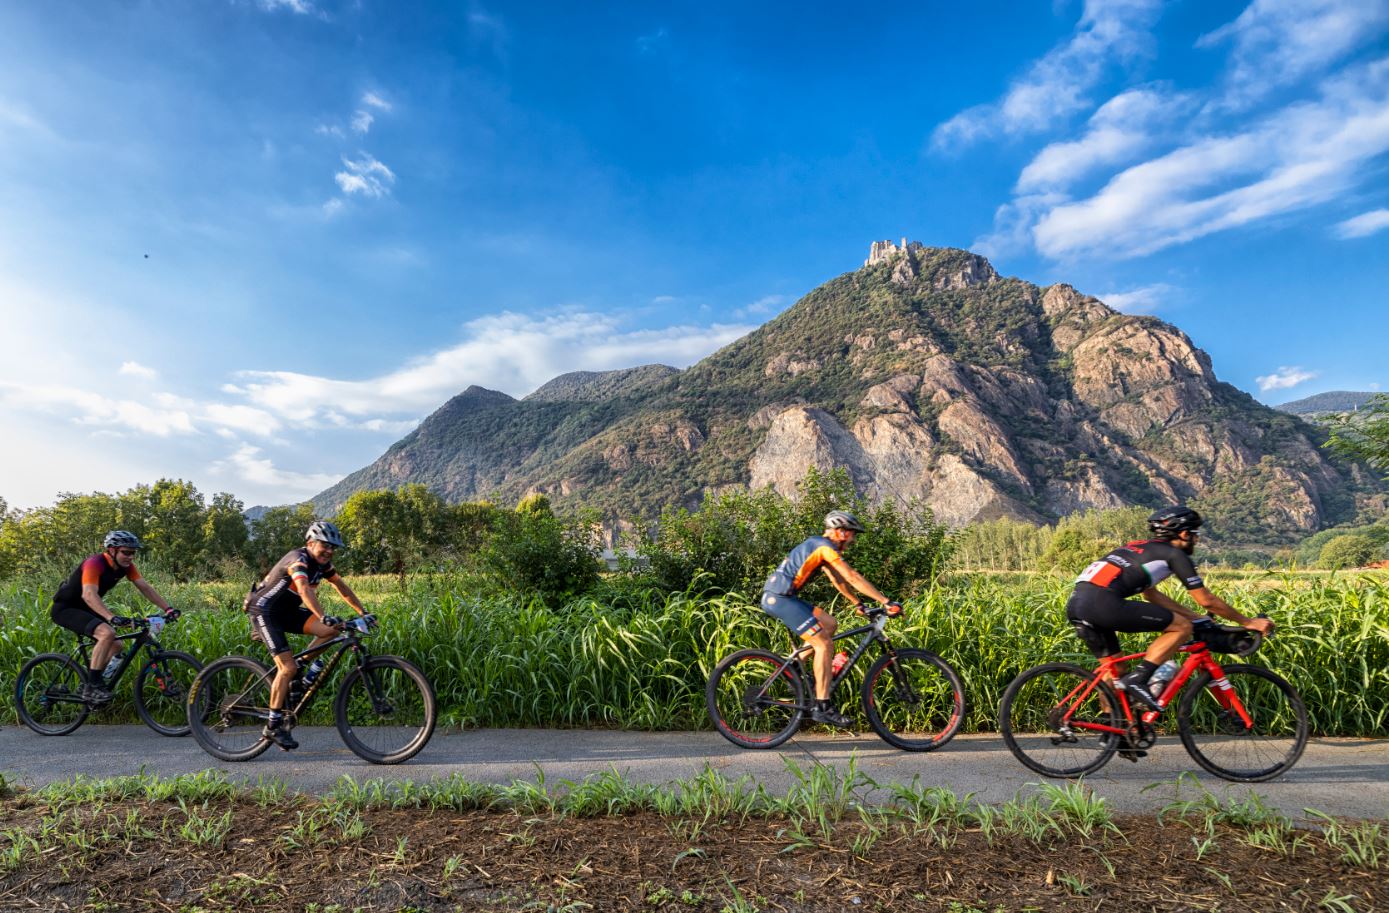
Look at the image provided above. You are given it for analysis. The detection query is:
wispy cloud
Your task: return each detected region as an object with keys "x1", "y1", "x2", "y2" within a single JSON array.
[
  {"x1": 231, "y1": 310, "x2": 756, "y2": 422},
  {"x1": 257, "y1": 0, "x2": 315, "y2": 14},
  {"x1": 211, "y1": 443, "x2": 339, "y2": 497},
  {"x1": 467, "y1": 5, "x2": 508, "y2": 58},
  {"x1": 1029, "y1": 55, "x2": 1389, "y2": 259},
  {"x1": 118, "y1": 361, "x2": 158, "y2": 381},
  {"x1": 1334, "y1": 207, "x2": 1389, "y2": 238},
  {"x1": 361, "y1": 91, "x2": 391, "y2": 112},
  {"x1": 735, "y1": 294, "x2": 786, "y2": 319},
  {"x1": 350, "y1": 110, "x2": 374, "y2": 134},
  {"x1": 1257, "y1": 365, "x2": 1319, "y2": 392},
  {"x1": 637, "y1": 28, "x2": 670, "y2": 54},
  {"x1": 1095, "y1": 283, "x2": 1176, "y2": 314},
  {"x1": 1199, "y1": 0, "x2": 1389, "y2": 110},
  {"x1": 930, "y1": 0, "x2": 1161, "y2": 151},
  {"x1": 334, "y1": 153, "x2": 395, "y2": 198}
]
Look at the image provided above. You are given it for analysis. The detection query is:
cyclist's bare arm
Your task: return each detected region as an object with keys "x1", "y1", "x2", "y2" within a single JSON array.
[
  {"x1": 80, "y1": 584, "x2": 118, "y2": 622},
  {"x1": 828, "y1": 563, "x2": 889, "y2": 606},
  {"x1": 1141, "y1": 587, "x2": 1200, "y2": 619},
  {"x1": 1188, "y1": 587, "x2": 1273, "y2": 633},
  {"x1": 293, "y1": 577, "x2": 331, "y2": 620},
  {"x1": 327, "y1": 574, "x2": 367, "y2": 615},
  {"x1": 131, "y1": 577, "x2": 171, "y2": 612}
]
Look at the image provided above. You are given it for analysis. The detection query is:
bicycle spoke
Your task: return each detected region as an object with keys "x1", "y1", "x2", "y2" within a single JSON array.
[
  {"x1": 707, "y1": 650, "x2": 804, "y2": 749},
  {"x1": 335, "y1": 657, "x2": 436, "y2": 764},
  {"x1": 1178, "y1": 665, "x2": 1308, "y2": 782},
  {"x1": 862, "y1": 649, "x2": 965, "y2": 751},
  {"x1": 1001, "y1": 663, "x2": 1120, "y2": 778}
]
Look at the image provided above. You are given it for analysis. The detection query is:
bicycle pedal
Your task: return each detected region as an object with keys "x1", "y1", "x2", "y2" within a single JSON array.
[{"x1": 1118, "y1": 749, "x2": 1147, "y2": 762}]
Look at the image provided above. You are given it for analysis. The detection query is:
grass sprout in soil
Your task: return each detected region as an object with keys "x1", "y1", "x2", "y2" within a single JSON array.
[{"x1": 0, "y1": 767, "x2": 1384, "y2": 912}]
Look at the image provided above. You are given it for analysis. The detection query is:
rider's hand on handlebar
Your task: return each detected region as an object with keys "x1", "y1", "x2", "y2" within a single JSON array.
[
  {"x1": 321, "y1": 615, "x2": 344, "y2": 629},
  {"x1": 163, "y1": 607, "x2": 181, "y2": 622},
  {"x1": 884, "y1": 601, "x2": 904, "y2": 617},
  {"x1": 1245, "y1": 614, "x2": 1274, "y2": 636},
  {"x1": 361, "y1": 612, "x2": 379, "y2": 630},
  {"x1": 108, "y1": 615, "x2": 133, "y2": 627}
]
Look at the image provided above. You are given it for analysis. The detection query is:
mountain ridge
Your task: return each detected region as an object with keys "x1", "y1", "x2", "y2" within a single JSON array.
[{"x1": 311, "y1": 243, "x2": 1380, "y2": 543}]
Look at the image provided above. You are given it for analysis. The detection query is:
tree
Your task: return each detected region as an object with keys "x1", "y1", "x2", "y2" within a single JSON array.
[
  {"x1": 201, "y1": 492, "x2": 250, "y2": 573},
  {"x1": 140, "y1": 479, "x2": 208, "y2": 580},
  {"x1": 478, "y1": 496, "x2": 601, "y2": 604},
  {"x1": 1326, "y1": 393, "x2": 1389, "y2": 477},
  {"x1": 335, "y1": 484, "x2": 451, "y2": 577},
  {"x1": 247, "y1": 504, "x2": 318, "y2": 573},
  {"x1": 1319, "y1": 533, "x2": 1377, "y2": 570}
]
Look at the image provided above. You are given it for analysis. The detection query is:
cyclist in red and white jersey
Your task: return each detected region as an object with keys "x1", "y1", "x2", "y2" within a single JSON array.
[{"x1": 1065, "y1": 506, "x2": 1272, "y2": 712}]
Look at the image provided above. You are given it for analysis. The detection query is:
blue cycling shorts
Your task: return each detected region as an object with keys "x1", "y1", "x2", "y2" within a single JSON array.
[{"x1": 761, "y1": 592, "x2": 820, "y2": 637}]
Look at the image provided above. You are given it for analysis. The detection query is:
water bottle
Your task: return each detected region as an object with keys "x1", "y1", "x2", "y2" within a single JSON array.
[
  {"x1": 1149, "y1": 660, "x2": 1180, "y2": 697},
  {"x1": 102, "y1": 655, "x2": 123, "y2": 683},
  {"x1": 831, "y1": 652, "x2": 849, "y2": 676},
  {"x1": 302, "y1": 658, "x2": 326, "y2": 687}
]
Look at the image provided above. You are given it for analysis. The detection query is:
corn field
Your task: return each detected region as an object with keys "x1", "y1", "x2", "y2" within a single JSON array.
[{"x1": 1, "y1": 570, "x2": 1385, "y2": 736}]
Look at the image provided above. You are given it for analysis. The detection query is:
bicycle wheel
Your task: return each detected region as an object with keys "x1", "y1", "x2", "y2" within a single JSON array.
[
  {"x1": 1177, "y1": 664, "x2": 1308, "y2": 783},
  {"x1": 706, "y1": 649, "x2": 805, "y2": 749},
  {"x1": 999, "y1": 663, "x2": 1121, "y2": 778},
  {"x1": 334, "y1": 655, "x2": 437, "y2": 764},
  {"x1": 187, "y1": 656, "x2": 274, "y2": 762},
  {"x1": 15, "y1": 653, "x2": 91, "y2": 736},
  {"x1": 861, "y1": 648, "x2": 966, "y2": 751},
  {"x1": 134, "y1": 650, "x2": 202, "y2": 737}
]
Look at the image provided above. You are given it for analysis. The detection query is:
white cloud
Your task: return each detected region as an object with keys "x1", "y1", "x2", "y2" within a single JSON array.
[
  {"x1": 1334, "y1": 207, "x2": 1389, "y2": 238},
  {"x1": 334, "y1": 153, "x2": 395, "y2": 198},
  {"x1": 637, "y1": 28, "x2": 670, "y2": 54},
  {"x1": 257, "y1": 0, "x2": 315, "y2": 13},
  {"x1": 212, "y1": 444, "x2": 340, "y2": 497},
  {"x1": 1016, "y1": 87, "x2": 1185, "y2": 192},
  {"x1": 350, "y1": 110, "x2": 374, "y2": 134},
  {"x1": 315, "y1": 123, "x2": 345, "y2": 139},
  {"x1": 931, "y1": 0, "x2": 1162, "y2": 151},
  {"x1": 231, "y1": 310, "x2": 756, "y2": 422},
  {"x1": 1199, "y1": 0, "x2": 1389, "y2": 109},
  {"x1": 1095, "y1": 283, "x2": 1176, "y2": 314},
  {"x1": 361, "y1": 92, "x2": 392, "y2": 112},
  {"x1": 0, "y1": 382, "x2": 198, "y2": 436},
  {"x1": 736, "y1": 295, "x2": 787, "y2": 319},
  {"x1": 1257, "y1": 365, "x2": 1319, "y2": 391},
  {"x1": 1030, "y1": 56, "x2": 1389, "y2": 259},
  {"x1": 118, "y1": 361, "x2": 158, "y2": 381}
]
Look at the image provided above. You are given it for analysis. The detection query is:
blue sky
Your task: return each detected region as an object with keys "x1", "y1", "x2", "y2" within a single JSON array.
[{"x1": 1, "y1": 0, "x2": 1387, "y2": 509}]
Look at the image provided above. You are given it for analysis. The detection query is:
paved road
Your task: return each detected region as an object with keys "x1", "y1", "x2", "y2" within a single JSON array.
[{"x1": 1, "y1": 726, "x2": 1385, "y2": 819}]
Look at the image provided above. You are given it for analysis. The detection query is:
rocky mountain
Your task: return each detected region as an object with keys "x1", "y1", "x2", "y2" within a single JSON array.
[
  {"x1": 1277, "y1": 391, "x2": 1379, "y2": 416},
  {"x1": 313, "y1": 243, "x2": 1381, "y2": 543}
]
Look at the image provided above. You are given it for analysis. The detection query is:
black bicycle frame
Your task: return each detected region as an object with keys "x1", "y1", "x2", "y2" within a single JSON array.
[
  {"x1": 74, "y1": 625, "x2": 156, "y2": 689},
  {"x1": 771, "y1": 612, "x2": 898, "y2": 710}
]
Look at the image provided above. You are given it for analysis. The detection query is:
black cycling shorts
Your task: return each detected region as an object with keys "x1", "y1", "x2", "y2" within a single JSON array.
[
  {"x1": 249, "y1": 603, "x2": 314, "y2": 656},
  {"x1": 51, "y1": 603, "x2": 108, "y2": 638},
  {"x1": 1065, "y1": 584, "x2": 1173, "y2": 657}
]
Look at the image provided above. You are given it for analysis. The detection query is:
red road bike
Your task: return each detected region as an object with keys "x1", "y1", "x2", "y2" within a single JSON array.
[{"x1": 999, "y1": 617, "x2": 1307, "y2": 783}]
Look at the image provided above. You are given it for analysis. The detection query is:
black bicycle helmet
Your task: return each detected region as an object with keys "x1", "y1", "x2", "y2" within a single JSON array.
[
  {"x1": 823, "y1": 510, "x2": 866, "y2": 533},
  {"x1": 1148, "y1": 505, "x2": 1203, "y2": 539},
  {"x1": 103, "y1": 530, "x2": 142, "y2": 550},
  {"x1": 305, "y1": 520, "x2": 346, "y2": 548}
]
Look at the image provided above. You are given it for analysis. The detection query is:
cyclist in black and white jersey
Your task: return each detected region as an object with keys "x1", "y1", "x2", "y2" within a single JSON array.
[
  {"x1": 246, "y1": 521, "x2": 372, "y2": 750},
  {"x1": 1065, "y1": 506, "x2": 1273, "y2": 712}
]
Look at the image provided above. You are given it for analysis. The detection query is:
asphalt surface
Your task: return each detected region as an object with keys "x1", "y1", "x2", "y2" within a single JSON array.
[{"x1": 1, "y1": 725, "x2": 1385, "y2": 819}]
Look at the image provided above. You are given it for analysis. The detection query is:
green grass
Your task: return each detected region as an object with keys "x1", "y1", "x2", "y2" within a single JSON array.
[{"x1": 1, "y1": 570, "x2": 1385, "y2": 735}]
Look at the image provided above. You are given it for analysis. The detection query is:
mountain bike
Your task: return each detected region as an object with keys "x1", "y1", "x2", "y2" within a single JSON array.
[
  {"x1": 15, "y1": 611, "x2": 200, "y2": 737},
  {"x1": 186, "y1": 616, "x2": 436, "y2": 765},
  {"x1": 707, "y1": 605, "x2": 966, "y2": 751},
  {"x1": 999, "y1": 616, "x2": 1307, "y2": 783}
]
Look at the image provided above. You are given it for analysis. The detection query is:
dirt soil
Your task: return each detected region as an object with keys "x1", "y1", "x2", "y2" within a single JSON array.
[{"x1": 0, "y1": 795, "x2": 1383, "y2": 913}]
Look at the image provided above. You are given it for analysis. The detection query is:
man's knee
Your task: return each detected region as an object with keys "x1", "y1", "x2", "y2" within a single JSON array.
[
  {"x1": 274, "y1": 656, "x2": 298, "y2": 676},
  {"x1": 93, "y1": 625, "x2": 116, "y2": 643},
  {"x1": 1168, "y1": 615, "x2": 1193, "y2": 634}
]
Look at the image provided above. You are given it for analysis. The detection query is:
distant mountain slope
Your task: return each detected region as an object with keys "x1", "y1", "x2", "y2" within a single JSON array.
[
  {"x1": 1277, "y1": 391, "x2": 1379, "y2": 415},
  {"x1": 312, "y1": 243, "x2": 1380, "y2": 543}
]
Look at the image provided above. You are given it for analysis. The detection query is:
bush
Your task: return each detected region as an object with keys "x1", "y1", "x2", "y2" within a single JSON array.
[
  {"x1": 477, "y1": 499, "x2": 602, "y2": 605},
  {"x1": 628, "y1": 468, "x2": 951, "y2": 601},
  {"x1": 1319, "y1": 533, "x2": 1378, "y2": 570}
]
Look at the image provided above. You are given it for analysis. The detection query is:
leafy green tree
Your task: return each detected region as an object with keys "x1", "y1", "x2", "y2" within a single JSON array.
[
  {"x1": 1327, "y1": 393, "x2": 1389, "y2": 477},
  {"x1": 201, "y1": 492, "x2": 250, "y2": 575},
  {"x1": 335, "y1": 484, "x2": 452, "y2": 577},
  {"x1": 246, "y1": 504, "x2": 318, "y2": 573},
  {"x1": 1319, "y1": 533, "x2": 1378, "y2": 570},
  {"x1": 478, "y1": 496, "x2": 601, "y2": 605},
  {"x1": 139, "y1": 479, "x2": 208, "y2": 580}
]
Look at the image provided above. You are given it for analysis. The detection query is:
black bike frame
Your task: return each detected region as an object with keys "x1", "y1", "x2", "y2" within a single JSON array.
[
  {"x1": 73, "y1": 625, "x2": 157, "y2": 689},
  {"x1": 772, "y1": 611, "x2": 898, "y2": 710},
  {"x1": 237, "y1": 626, "x2": 379, "y2": 721}
]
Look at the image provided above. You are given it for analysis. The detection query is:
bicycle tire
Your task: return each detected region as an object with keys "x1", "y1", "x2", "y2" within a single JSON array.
[
  {"x1": 333, "y1": 655, "x2": 437, "y2": 764},
  {"x1": 1176, "y1": 664, "x2": 1308, "y2": 783},
  {"x1": 706, "y1": 649, "x2": 805, "y2": 749},
  {"x1": 134, "y1": 649, "x2": 202, "y2": 737},
  {"x1": 15, "y1": 653, "x2": 91, "y2": 736},
  {"x1": 999, "y1": 662, "x2": 1121, "y2": 778},
  {"x1": 187, "y1": 655, "x2": 274, "y2": 762},
  {"x1": 861, "y1": 648, "x2": 966, "y2": 751}
]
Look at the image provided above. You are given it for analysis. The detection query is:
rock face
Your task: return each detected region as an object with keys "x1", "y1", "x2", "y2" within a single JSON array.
[{"x1": 313, "y1": 243, "x2": 1378, "y2": 543}]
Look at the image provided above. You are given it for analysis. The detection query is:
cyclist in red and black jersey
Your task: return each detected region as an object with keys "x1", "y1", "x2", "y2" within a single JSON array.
[
  {"x1": 1065, "y1": 506, "x2": 1273, "y2": 712},
  {"x1": 49, "y1": 531, "x2": 174, "y2": 704},
  {"x1": 761, "y1": 510, "x2": 901, "y2": 728},
  {"x1": 246, "y1": 520, "x2": 372, "y2": 750}
]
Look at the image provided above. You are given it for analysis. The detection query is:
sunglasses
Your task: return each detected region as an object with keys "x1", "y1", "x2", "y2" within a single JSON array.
[{"x1": 117, "y1": 548, "x2": 138, "y2": 557}]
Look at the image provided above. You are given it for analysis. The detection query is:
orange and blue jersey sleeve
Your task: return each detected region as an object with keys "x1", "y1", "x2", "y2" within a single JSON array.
[
  {"x1": 790, "y1": 543, "x2": 848, "y2": 592},
  {"x1": 80, "y1": 555, "x2": 107, "y2": 586}
]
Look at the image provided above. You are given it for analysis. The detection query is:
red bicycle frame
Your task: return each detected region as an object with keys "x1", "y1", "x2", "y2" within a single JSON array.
[{"x1": 1054, "y1": 640, "x2": 1252, "y2": 737}]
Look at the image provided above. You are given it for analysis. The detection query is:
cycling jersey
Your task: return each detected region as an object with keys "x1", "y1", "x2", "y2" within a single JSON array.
[
  {"x1": 763, "y1": 536, "x2": 849, "y2": 597},
  {"x1": 1073, "y1": 539, "x2": 1203, "y2": 599},
  {"x1": 247, "y1": 548, "x2": 337, "y2": 614},
  {"x1": 52, "y1": 554, "x2": 141, "y2": 610}
]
